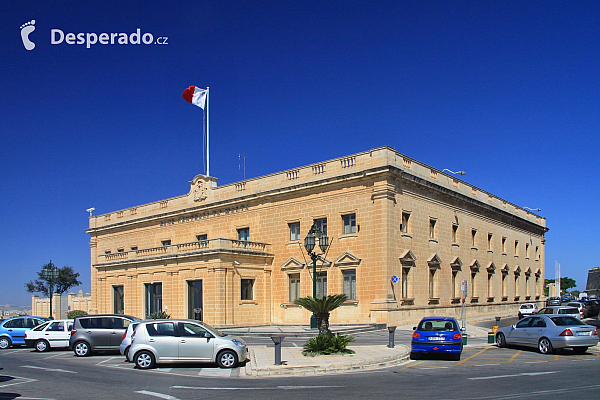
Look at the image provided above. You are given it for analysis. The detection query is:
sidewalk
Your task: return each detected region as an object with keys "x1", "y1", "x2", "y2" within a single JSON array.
[{"x1": 221, "y1": 320, "x2": 497, "y2": 377}]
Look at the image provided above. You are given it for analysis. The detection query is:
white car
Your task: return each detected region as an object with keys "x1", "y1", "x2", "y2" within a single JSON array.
[
  {"x1": 518, "y1": 303, "x2": 539, "y2": 319},
  {"x1": 24, "y1": 319, "x2": 74, "y2": 352},
  {"x1": 119, "y1": 321, "x2": 140, "y2": 360}
]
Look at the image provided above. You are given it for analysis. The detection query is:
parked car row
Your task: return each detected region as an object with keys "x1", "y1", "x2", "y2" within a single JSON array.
[
  {"x1": 519, "y1": 300, "x2": 600, "y2": 320},
  {"x1": 0, "y1": 314, "x2": 248, "y2": 370}
]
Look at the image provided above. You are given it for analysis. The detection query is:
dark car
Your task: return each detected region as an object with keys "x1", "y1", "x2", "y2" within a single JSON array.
[
  {"x1": 581, "y1": 300, "x2": 599, "y2": 318},
  {"x1": 546, "y1": 297, "x2": 561, "y2": 306},
  {"x1": 410, "y1": 317, "x2": 463, "y2": 361},
  {"x1": 69, "y1": 314, "x2": 140, "y2": 356},
  {"x1": 0, "y1": 316, "x2": 49, "y2": 349}
]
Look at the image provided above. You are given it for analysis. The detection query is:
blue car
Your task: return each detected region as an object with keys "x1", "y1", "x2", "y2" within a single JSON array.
[
  {"x1": 411, "y1": 317, "x2": 463, "y2": 361},
  {"x1": 0, "y1": 316, "x2": 49, "y2": 349}
]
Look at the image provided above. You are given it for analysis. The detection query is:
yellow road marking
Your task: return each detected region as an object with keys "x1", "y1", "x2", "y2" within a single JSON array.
[
  {"x1": 455, "y1": 347, "x2": 490, "y2": 365},
  {"x1": 554, "y1": 354, "x2": 559, "y2": 361},
  {"x1": 403, "y1": 360, "x2": 426, "y2": 369},
  {"x1": 507, "y1": 350, "x2": 522, "y2": 362}
]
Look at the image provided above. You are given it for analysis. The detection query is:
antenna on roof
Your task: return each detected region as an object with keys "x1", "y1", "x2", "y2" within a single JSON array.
[{"x1": 239, "y1": 153, "x2": 246, "y2": 181}]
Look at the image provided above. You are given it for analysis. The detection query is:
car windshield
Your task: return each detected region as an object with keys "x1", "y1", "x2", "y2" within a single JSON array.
[
  {"x1": 550, "y1": 316, "x2": 585, "y2": 326},
  {"x1": 199, "y1": 322, "x2": 226, "y2": 337},
  {"x1": 418, "y1": 319, "x2": 457, "y2": 331}
]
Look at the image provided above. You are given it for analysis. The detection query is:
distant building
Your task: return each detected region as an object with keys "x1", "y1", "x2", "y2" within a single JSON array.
[
  {"x1": 31, "y1": 290, "x2": 92, "y2": 318},
  {"x1": 86, "y1": 146, "x2": 548, "y2": 326},
  {"x1": 586, "y1": 267, "x2": 600, "y2": 298}
]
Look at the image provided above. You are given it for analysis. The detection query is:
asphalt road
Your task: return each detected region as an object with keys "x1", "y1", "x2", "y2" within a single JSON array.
[{"x1": 1, "y1": 335, "x2": 599, "y2": 400}]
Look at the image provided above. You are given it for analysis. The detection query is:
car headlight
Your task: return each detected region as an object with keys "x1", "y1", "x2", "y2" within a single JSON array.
[{"x1": 231, "y1": 339, "x2": 245, "y2": 347}]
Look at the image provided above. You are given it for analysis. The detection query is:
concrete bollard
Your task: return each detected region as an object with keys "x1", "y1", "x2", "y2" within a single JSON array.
[{"x1": 387, "y1": 326, "x2": 396, "y2": 348}]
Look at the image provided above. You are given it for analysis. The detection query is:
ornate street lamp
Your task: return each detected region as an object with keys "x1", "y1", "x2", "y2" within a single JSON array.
[
  {"x1": 41, "y1": 261, "x2": 60, "y2": 319},
  {"x1": 303, "y1": 222, "x2": 331, "y2": 328}
]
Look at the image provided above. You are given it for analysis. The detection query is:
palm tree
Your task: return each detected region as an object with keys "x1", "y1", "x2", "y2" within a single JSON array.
[{"x1": 294, "y1": 294, "x2": 348, "y2": 335}]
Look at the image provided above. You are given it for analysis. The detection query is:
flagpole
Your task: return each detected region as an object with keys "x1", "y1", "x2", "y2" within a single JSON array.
[{"x1": 206, "y1": 86, "x2": 210, "y2": 177}]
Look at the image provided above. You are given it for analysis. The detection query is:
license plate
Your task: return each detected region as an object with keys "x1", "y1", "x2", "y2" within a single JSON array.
[
  {"x1": 428, "y1": 336, "x2": 444, "y2": 341},
  {"x1": 576, "y1": 331, "x2": 591, "y2": 336}
]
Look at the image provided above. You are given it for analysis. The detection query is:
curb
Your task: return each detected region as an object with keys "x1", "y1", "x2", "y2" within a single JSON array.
[{"x1": 245, "y1": 345, "x2": 411, "y2": 377}]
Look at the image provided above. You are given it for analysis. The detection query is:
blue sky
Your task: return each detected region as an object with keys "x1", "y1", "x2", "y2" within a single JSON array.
[{"x1": 1, "y1": 1, "x2": 599, "y2": 306}]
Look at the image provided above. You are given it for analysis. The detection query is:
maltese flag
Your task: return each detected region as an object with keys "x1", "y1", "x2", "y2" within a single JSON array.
[{"x1": 182, "y1": 86, "x2": 207, "y2": 109}]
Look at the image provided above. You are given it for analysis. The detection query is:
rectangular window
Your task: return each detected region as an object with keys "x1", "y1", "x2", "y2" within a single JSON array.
[
  {"x1": 471, "y1": 272, "x2": 477, "y2": 298},
  {"x1": 289, "y1": 274, "x2": 300, "y2": 302},
  {"x1": 502, "y1": 237, "x2": 507, "y2": 253},
  {"x1": 241, "y1": 278, "x2": 254, "y2": 300},
  {"x1": 452, "y1": 224, "x2": 458, "y2": 243},
  {"x1": 471, "y1": 229, "x2": 477, "y2": 247},
  {"x1": 525, "y1": 243, "x2": 530, "y2": 258},
  {"x1": 161, "y1": 240, "x2": 171, "y2": 246},
  {"x1": 289, "y1": 222, "x2": 300, "y2": 241},
  {"x1": 514, "y1": 240, "x2": 519, "y2": 256},
  {"x1": 131, "y1": 246, "x2": 138, "y2": 251},
  {"x1": 429, "y1": 218, "x2": 437, "y2": 239},
  {"x1": 316, "y1": 272, "x2": 327, "y2": 298},
  {"x1": 487, "y1": 273, "x2": 493, "y2": 297},
  {"x1": 452, "y1": 270, "x2": 458, "y2": 297},
  {"x1": 314, "y1": 218, "x2": 327, "y2": 236},
  {"x1": 343, "y1": 214, "x2": 356, "y2": 234},
  {"x1": 343, "y1": 269, "x2": 356, "y2": 300},
  {"x1": 145, "y1": 283, "x2": 162, "y2": 317},
  {"x1": 535, "y1": 246, "x2": 540, "y2": 260},
  {"x1": 113, "y1": 285, "x2": 124, "y2": 315},
  {"x1": 402, "y1": 267, "x2": 410, "y2": 298},
  {"x1": 502, "y1": 273, "x2": 507, "y2": 297},
  {"x1": 487, "y1": 233, "x2": 493, "y2": 250},
  {"x1": 401, "y1": 212, "x2": 410, "y2": 234},
  {"x1": 196, "y1": 234, "x2": 207, "y2": 241},
  {"x1": 429, "y1": 269, "x2": 436, "y2": 298}
]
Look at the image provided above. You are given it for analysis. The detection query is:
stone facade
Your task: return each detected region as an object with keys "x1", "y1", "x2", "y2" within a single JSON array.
[
  {"x1": 31, "y1": 290, "x2": 93, "y2": 318},
  {"x1": 87, "y1": 146, "x2": 547, "y2": 326}
]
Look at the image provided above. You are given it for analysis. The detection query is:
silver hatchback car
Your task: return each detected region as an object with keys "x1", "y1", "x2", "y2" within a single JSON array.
[{"x1": 128, "y1": 319, "x2": 248, "y2": 369}]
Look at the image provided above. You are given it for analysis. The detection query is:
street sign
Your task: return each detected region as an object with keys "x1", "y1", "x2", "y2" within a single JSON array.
[
  {"x1": 460, "y1": 279, "x2": 468, "y2": 295},
  {"x1": 391, "y1": 275, "x2": 399, "y2": 283}
]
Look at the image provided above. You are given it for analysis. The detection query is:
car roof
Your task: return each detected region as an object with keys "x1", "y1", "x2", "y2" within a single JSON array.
[
  {"x1": 419, "y1": 316, "x2": 457, "y2": 322},
  {"x1": 74, "y1": 314, "x2": 139, "y2": 320}
]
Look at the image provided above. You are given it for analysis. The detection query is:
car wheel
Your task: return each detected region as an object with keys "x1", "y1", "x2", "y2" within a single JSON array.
[
  {"x1": 35, "y1": 340, "x2": 49, "y2": 352},
  {"x1": 538, "y1": 337, "x2": 554, "y2": 354},
  {"x1": 217, "y1": 349, "x2": 238, "y2": 368},
  {"x1": 74, "y1": 341, "x2": 91, "y2": 357},
  {"x1": 518, "y1": 313, "x2": 522, "y2": 319},
  {"x1": 410, "y1": 351, "x2": 421, "y2": 360},
  {"x1": 135, "y1": 351, "x2": 155, "y2": 369},
  {"x1": 573, "y1": 347, "x2": 588, "y2": 354},
  {"x1": 450, "y1": 353, "x2": 461, "y2": 361},
  {"x1": 0, "y1": 337, "x2": 11, "y2": 349},
  {"x1": 496, "y1": 333, "x2": 506, "y2": 348}
]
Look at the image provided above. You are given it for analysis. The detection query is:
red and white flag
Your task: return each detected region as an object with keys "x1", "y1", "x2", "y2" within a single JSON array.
[{"x1": 182, "y1": 86, "x2": 207, "y2": 109}]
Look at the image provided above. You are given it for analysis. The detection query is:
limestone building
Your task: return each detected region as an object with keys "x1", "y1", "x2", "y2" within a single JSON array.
[{"x1": 87, "y1": 146, "x2": 547, "y2": 326}]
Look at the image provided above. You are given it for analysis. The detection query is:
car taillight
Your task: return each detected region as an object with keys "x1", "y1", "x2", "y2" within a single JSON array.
[
  {"x1": 593, "y1": 328, "x2": 598, "y2": 336},
  {"x1": 412, "y1": 332, "x2": 420, "y2": 339},
  {"x1": 559, "y1": 329, "x2": 573, "y2": 337},
  {"x1": 71, "y1": 329, "x2": 77, "y2": 334},
  {"x1": 453, "y1": 333, "x2": 462, "y2": 340},
  {"x1": 122, "y1": 331, "x2": 128, "y2": 341}
]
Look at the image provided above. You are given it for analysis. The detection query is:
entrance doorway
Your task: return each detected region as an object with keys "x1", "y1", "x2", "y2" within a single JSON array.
[{"x1": 188, "y1": 280, "x2": 203, "y2": 321}]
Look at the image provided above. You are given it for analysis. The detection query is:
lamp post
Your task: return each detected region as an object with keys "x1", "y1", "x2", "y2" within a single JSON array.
[
  {"x1": 524, "y1": 207, "x2": 541, "y2": 212},
  {"x1": 304, "y1": 222, "x2": 330, "y2": 328},
  {"x1": 41, "y1": 261, "x2": 59, "y2": 319},
  {"x1": 442, "y1": 169, "x2": 466, "y2": 176}
]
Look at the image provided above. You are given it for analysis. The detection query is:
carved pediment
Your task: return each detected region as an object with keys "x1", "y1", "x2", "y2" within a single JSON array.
[
  {"x1": 525, "y1": 267, "x2": 532, "y2": 276},
  {"x1": 535, "y1": 268, "x2": 541, "y2": 277},
  {"x1": 514, "y1": 265, "x2": 521, "y2": 275},
  {"x1": 487, "y1": 262, "x2": 496, "y2": 272},
  {"x1": 399, "y1": 249, "x2": 417, "y2": 266},
  {"x1": 470, "y1": 259, "x2": 481, "y2": 272},
  {"x1": 334, "y1": 252, "x2": 361, "y2": 268},
  {"x1": 428, "y1": 253, "x2": 442, "y2": 269},
  {"x1": 450, "y1": 257, "x2": 463, "y2": 270},
  {"x1": 281, "y1": 257, "x2": 305, "y2": 271}
]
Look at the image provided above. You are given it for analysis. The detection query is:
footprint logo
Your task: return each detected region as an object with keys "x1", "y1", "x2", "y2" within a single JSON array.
[{"x1": 20, "y1": 20, "x2": 36, "y2": 50}]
